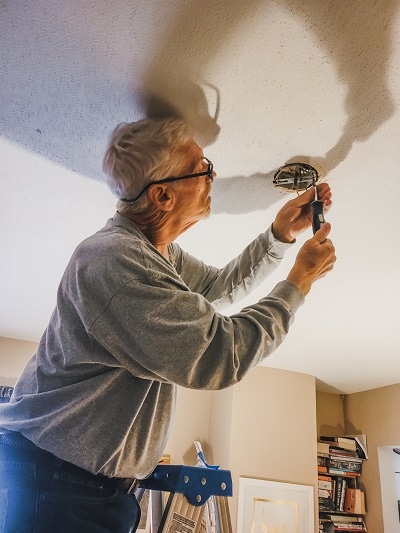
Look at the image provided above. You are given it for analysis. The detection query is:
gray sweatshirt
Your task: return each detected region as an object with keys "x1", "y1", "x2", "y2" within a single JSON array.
[{"x1": 0, "y1": 213, "x2": 304, "y2": 479}]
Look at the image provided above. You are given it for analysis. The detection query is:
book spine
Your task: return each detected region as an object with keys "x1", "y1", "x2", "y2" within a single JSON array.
[
  {"x1": 328, "y1": 459, "x2": 362, "y2": 471},
  {"x1": 339, "y1": 478, "x2": 347, "y2": 511},
  {"x1": 318, "y1": 479, "x2": 335, "y2": 511},
  {"x1": 335, "y1": 477, "x2": 343, "y2": 511},
  {"x1": 354, "y1": 438, "x2": 367, "y2": 459},
  {"x1": 345, "y1": 487, "x2": 356, "y2": 513}
]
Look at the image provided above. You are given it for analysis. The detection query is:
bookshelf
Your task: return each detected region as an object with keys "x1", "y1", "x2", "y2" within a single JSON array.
[{"x1": 317, "y1": 435, "x2": 368, "y2": 533}]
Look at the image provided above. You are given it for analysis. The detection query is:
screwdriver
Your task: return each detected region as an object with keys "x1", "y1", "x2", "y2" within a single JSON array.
[{"x1": 310, "y1": 179, "x2": 325, "y2": 234}]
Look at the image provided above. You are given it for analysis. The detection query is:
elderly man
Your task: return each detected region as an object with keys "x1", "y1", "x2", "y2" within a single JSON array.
[{"x1": 0, "y1": 118, "x2": 335, "y2": 532}]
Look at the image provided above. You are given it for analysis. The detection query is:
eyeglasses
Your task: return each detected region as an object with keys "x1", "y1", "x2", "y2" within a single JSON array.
[{"x1": 120, "y1": 157, "x2": 214, "y2": 203}]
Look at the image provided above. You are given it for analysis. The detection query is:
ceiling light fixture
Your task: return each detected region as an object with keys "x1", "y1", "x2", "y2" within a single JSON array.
[{"x1": 273, "y1": 162, "x2": 319, "y2": 193}]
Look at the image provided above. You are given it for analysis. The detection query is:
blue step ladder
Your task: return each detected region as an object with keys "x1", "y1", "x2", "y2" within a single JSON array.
[{"x1": 137, "y1": 464, "x2": 233, "y2": 532}]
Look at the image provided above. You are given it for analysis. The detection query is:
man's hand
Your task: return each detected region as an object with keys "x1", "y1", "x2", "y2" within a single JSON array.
[
  {"x1": 287, "y1": 222, "x2": 336, "y2": 296},
  {"x1": 272, "y1": 183, "x2": 332, "y2": 243}
]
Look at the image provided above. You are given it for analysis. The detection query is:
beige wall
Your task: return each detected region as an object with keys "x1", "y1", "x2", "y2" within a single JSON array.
[
  {"x1": 0, "y1": 336, "x2": 38, "y2": 385},
  {"x1": 209, "y1": 366, "x2": 318, "y2": 530},
  {"x1": 344, "y1": 384, "x2": 400, "y2": 533},
  {"x1": 316, "y1": 391, "x2": 345, "y2": 438},
  {"x1": 164, "y1": 387, "x2": 213, "y2": 467}
]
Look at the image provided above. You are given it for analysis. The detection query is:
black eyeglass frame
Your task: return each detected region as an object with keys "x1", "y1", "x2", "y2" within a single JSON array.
[{"x1": 120, "y1": 157, "x2": 214, "y2": 203}]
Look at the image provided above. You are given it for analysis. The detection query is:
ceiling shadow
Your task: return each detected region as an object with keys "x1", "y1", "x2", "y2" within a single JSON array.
[
  {"x1": 211, "y1": 171, "x2": 286, "y2": 214},
  {"x1": 280, "y1": 0, "x2": 397, "y2": 175},
  {"x1": 141, "y1": 0, "x2": 397, "y2": 212},
  {"x1": 141, "y1": 0, "x2": 263, "y2": 147},
  {"x1": 0, "y1": 1, "x2": 146, "y2": 182},
  {"x1": 1, "y1": 0, "x2": 397, "y2": 200}
]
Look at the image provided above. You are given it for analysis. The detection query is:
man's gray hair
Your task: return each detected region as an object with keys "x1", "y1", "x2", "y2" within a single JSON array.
[{"x1": 103, "y1": 118, "x2": 193, "y2": 212}]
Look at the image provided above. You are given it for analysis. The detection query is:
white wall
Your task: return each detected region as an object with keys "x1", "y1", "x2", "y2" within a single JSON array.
[{"x1": 378, "y1": 446, "x2": 400, "y2": 533}]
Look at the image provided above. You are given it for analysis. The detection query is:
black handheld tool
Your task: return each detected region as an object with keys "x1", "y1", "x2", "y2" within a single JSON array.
[{"x1": 310, "y1": 179, "x2": 325, "y2": 234}]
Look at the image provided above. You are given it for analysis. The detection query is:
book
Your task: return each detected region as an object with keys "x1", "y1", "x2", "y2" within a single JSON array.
[
  {"x1": 318, "y1": 475, "x2": 335, "y2": 511},
  {"x1": 321, "y1": 515, "x2": 363, "y2": 523},
  {"x1": 318, "y1": 475, "x2": 333, "y2": 490},
  {"x1": 346, "y1": 435, "x2": 368, "y2": 460},
  {"x1": 320, "y1": 436, "x2": 357, "y2": 452},
  {"x1": 332, "y1": 523, "x2": 365, "y2": 531},
  {"x1": 320, "y1": 456, "x2": 361, "y2": 476},
  {"x1": 320, "y1": 435, "x2": 368, "y2": 460},
  {"x1": 328, "y1": 469, "x2": 361, "y2": 477},
  {"x1": 344, "y1": 487, "x2": 366, "y2": 514},
  {"x1": 318, "y1": 455, "x2": 329, "y2": 473},
  {"x1": 320, "y1": 514, "x2": 367, "y2": 533},
  {"x1": 329, "y1": 448, "x2": 360, "y2": 460},
  {"x1": 335, "y1": 478, "x2": 344, "y2": 511},
  {"x1": 319, "y1": 520, "x2": 335, "y2": 533},
  {"x1": 318, "y1": 442, "x2": 332, "y2": 456},
  {"x1": 328, "y1": 458, "x2": 362, "y2": 473},
  {"x1": 339, "y1": 478, "x2": 347, "y2": 511}
]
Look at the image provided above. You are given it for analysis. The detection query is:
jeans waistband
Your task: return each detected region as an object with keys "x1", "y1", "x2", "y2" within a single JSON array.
[{"x1": 0, "y1": 430, "x2": 139, "y2": 494}]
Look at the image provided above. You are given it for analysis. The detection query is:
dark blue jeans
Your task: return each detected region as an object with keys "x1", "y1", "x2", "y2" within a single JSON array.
[{"x1": 0, "y1": 432, "x2": 141, "y2": 533}]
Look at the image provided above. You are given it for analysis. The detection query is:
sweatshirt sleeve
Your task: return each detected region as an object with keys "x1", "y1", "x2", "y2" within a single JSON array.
[
  {"x1": 89, "y1": 271, "x2": 304, "y2": 391},
  {"x1": 169, "y1": 226, "x2": 294, "y2": 308},
  {"x1": 82, "y1": 222, "x2": 303, "y2": 391}
]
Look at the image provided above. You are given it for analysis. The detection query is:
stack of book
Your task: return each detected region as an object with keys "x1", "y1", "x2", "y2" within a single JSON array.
[
  {"x1": 319, "y1": 514, "x2": 367, "y2": 532},
  {"x1": 318, "y1": 474, "x2": 335, "y2": 512},
  {"x1": 318, "y1": 435, "x2": 368, "y2": 533},
  {"x1": 318, "y1": 454, "x2": 363, "y2": 477},
  {"x1": 318, "y1": 435, "x2": 368, "y2": 460},
  {"x1": 318, "y1": 436, "x2": 367, "y2": 478},
  {"x1": 318, "y1": 475, "x2": 365, "y2": 514}
]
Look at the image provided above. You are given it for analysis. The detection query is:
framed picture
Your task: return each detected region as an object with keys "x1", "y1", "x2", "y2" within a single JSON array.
[{"x1": 237, "y1": 477, "x2": 314, "y2": 533}]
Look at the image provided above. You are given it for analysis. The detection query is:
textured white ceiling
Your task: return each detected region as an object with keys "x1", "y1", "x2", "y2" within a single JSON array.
[{"x1": 1, "y1": 0, "x2": 400, "y2": 394}]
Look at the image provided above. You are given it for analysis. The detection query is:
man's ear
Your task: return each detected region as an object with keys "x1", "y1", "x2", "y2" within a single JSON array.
[{"x1": 147, "y1": 184, "x2": 175, "y2": 211}]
